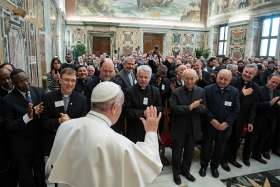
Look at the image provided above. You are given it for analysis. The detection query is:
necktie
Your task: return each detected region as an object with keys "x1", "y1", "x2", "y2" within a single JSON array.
[
  {"x1": 128, "y1": 72, "x2": 134, "y2": 86},
  {"x1": 63, "y1": 96, "x2": 70, "y2": 112},
  {"x1": 25, "y1": 91, "x2": 32, "y2": 104}
]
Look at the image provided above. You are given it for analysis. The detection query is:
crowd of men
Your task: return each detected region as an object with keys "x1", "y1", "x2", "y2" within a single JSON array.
[{"x1": 0, "y1": 50, "x2": 280, "y2": 186}]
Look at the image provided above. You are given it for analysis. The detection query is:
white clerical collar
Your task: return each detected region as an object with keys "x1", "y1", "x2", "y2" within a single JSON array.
[{"x1": 87, "y1": 110, "x2": 112, "y2": 127}]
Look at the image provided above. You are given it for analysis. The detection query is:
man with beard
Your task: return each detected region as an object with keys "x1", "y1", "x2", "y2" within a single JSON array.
[{"x1": 75, "y1": 65, "x2": 89, "y2": 96}]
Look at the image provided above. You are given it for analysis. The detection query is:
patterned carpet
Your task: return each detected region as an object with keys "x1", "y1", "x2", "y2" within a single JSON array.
[{"x1": 221, "y1": 169, "x2": 280, "y2": 187}]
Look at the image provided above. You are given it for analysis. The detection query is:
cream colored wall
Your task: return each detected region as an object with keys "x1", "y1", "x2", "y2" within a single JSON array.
[{"x1": 66, "y1": 24, "x2": 208, "y2": 57}]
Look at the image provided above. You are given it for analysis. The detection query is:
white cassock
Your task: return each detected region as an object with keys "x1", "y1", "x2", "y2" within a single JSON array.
[{"x1": 46, "y1": 110, "x2": 163, "y2": 187}]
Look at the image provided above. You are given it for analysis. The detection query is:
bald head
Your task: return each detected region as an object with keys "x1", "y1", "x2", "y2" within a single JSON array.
[
  {"x1": 216, "y1": 69, "x2": 232, "y2": 88},
  {"x1": 100, "y1": 58, "x2": 115, "y2": 81}
]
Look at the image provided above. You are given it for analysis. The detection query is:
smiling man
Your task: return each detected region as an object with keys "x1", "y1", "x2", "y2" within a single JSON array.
[
  {"x1": 126, "y1": 65, "x2": 162, "y2": 143},
  {"x1": 41, "y1": 68, "x2": 88, "y2": 156}
]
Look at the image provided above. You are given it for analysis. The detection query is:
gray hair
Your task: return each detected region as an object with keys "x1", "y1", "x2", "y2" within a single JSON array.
[
  {"x1": 137, "y1": 65, "x2": 152, "y2": 78},
  {"x1": 91, "y1": 91, "x2": 124, "y2": 112},
  {"x1": 244, "y1": 63, "x2": 258, "y2": 71},
  {"x1": 226, "y1": 64, "x2": 238, "y2": 71},
  {"x1": 123, "y1": 56, "x2": 135, "y2": 64},
  {"x1": 182, "y1": 69, "x2": 198, "y2": 80}
]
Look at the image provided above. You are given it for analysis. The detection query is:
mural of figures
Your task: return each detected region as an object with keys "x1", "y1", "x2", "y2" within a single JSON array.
[
  {"x1": 76, "y1": 0, "x2": 202, "y2": 23},
  {"x1": 209, "y1": 0, "x2": 273, "y2": 16},
  {"x1": 8, "y1": 27, "x2": 26, "y2": 70}
]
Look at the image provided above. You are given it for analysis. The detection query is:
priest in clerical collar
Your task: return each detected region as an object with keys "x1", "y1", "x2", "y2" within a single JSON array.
[{"x1": 46, "y1": 81, "x2": 163, "y2": 187}]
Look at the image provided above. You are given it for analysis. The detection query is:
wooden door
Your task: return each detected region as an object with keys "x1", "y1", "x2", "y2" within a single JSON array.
[
  {"x1": 92, "y1": 36, "x2": 110, "y2": 57},
  {"x1": 143, "y1": 33, "x2": 163, "y2": 54}
]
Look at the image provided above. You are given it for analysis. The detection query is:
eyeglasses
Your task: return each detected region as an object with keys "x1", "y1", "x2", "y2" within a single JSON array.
[{"x1": 61, "y1": 78, "x2": 76, "y2": 83}]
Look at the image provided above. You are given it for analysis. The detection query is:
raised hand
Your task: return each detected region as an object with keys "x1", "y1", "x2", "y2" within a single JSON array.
[
  {"x1": 140, "y1": 106, "x2": 162, "y2": 132},
  {"x1": 27, "y1": 103, "x2": 33, "y2": 119}
]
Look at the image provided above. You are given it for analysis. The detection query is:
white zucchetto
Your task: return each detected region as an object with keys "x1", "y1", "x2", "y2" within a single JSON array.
[{"x1": 91, "y1": 81, "x2": 122, "y2": 102}]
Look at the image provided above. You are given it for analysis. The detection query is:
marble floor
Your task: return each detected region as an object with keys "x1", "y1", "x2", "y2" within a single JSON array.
[
  {"x1": 148, "y1": 148, "x2": 280, "y2": 187},
  {"x1": 47, "y1": 147, "x2": 280, "y2": 187}
]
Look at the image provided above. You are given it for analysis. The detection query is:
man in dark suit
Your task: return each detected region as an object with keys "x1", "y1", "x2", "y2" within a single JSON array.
[
  {"x1": 170, "y1": 69, "x2": 206, "y2": 185},
  {"x1": 126, "y1": 65, "x2": 162, "y2": 143},
  {"x1": 199, "y1": 69, "x2": 240, "y2": 178},
  {"x1": 253, "y1": 73, "x2": 280, "y2": 160},
  {"x1": 4, "y1": 69, "x2": 46, "y2": 187},
  {"x1": 41, "y1": 68, "x2": 88, "y2": 156},
  {"x1": 193, "y1": 59, "x2": 213, "y2": 88},
  {"x1": 75, "y1": 65, "x2": 89, "y2": 96},
  {"x1": 0, "y1": 68, "x2": 17, "y2": 187},
  {"x1": 61, "y1": 53, "x2": 76, "y2": 70},
  {"x1": 113, "y1": 56, "x2": 137, "y2": 92},
  {"x1": 113, "y1": 56, "x2": 137, "y2": 134},
  {"x1": 222, "y1": 64, "x2": 260, "y2": 170}
]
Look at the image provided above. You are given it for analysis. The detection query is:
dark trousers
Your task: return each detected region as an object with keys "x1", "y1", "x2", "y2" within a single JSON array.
[
  {"x1": 172, "y1": 133, "x2": 195, "y2": 175},
  {"x1": 0, "y1": 165, "x2": 18, "y2": 187},
  {"x1": 15, "y1": 153, "x2": 46, "y2": 187},
  {"x1": 253, "y1": 119, "x2": 277, "y2": 158},
  {"x1": 223, "y1": 121, "x2": 253, "y2": 162},
  {"x1": 201, "y1": 128, "x2": 231, "y2": 169}
]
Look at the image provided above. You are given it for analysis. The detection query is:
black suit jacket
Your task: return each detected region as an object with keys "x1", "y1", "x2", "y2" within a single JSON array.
[
  {"x1": 0, "y1": 87, "x2": 9, "y2": 98},
  {"x1": 205, "y1": 84, "x2": 240, "y2": 136},
  {"x1": 231, "y1": 77, "x2": 260, "y2": 125},
  {"x1": 0, "y1": 98, "x2": 10, "y2": 170},
  {"x1": 255, "y1": 86, "x2": 280, "y2": 131},
  {"x1": 3, "y1": 87, "x2": 45, "y2": 156},
  {"x1": 196, "y1": 71, "x2": 214, "y2": 88},
  {"x1": 113, "y1": 69, "x2": 136, "y2": 92},
  {"x1": 170, "y1": 86, "x2": 206, "y2": 142},
  {"x1": 126, "y1": 84, "x2": 162, "y2": 142},
  {"x1": 41, "y1": 90, "x2": 88, "y2": 155}
]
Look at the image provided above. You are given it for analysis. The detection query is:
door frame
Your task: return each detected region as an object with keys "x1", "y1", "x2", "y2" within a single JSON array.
[
  {"x1": 88, "y1": 31, "x2": 115, "y2": 56},
  {"x1": 141, "y1": 29, "x2": 167, "y2": 56}
]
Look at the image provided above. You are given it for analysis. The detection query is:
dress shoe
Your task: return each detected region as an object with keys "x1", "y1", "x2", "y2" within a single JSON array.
[
  {"x1": 173, "y1": 175, "x2": 181, "y2": 185},
  {"x1": 221, "y1": 163, "x2": 231, "y2": 172},
  {"x1": 243, "y1": 159, "x2": 250, "y2": 166},
  {"x1": 199, "y1": 167, "x2": 206, "y2": 177},
  {"x1": 229, "y1": 160, "x2": 242, "y2": 168},
  {"x1": 263, "y1": 152, "x2": 270, "y2": 160},
  {"x1": 182, "y1": 171, "x2": 196, "y2": 182},
  {"x1": 211, "y1": 168, "x2": 219, "y2": 178},
  {"x1": 252, "y1": 157, "x2": 267, "y2": 164}
]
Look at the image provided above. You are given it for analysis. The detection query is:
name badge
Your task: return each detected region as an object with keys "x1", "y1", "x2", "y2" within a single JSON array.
[
  {"x1": 143, "y1": 97, "x2": 148, "y2": 105},
  {"x1": 55, "y1": 100, "x2": 64, "y2": 108},
  {"x1": 224, "y1": 101, "x2": 232, "y2": 107},
  {"x1": 161, "y1": 84, "x2": 165, "y2": 91}
]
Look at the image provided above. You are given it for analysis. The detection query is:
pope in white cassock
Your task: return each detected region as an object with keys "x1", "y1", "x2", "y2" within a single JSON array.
[{"x1": 46, "y1": 81, "x2": 163, "y2": 187}]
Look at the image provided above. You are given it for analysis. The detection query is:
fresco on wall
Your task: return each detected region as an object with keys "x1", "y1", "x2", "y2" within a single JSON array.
[
  {"x1": 229, "y1": 25, "x2": 248, "y2": 60},
  {"x1": 8, "y1": 26, "x2": 26, "y2": 70},
  {"x1": 209, "y1": 0, "x2": 272, "y2": 16},
  {"x1": 76, "y1": 0, "x2": 201, "y2": 22}
]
